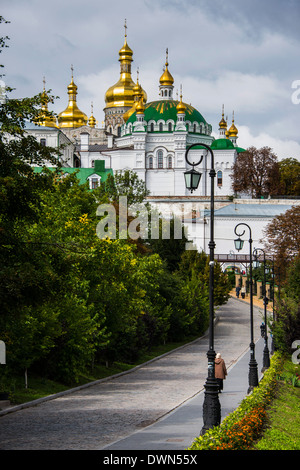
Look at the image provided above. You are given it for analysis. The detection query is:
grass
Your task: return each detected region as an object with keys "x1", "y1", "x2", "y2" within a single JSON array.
[
  {"x1": 2, "y1": 336, "x2": 199, "y2": 406},
  {"x1": 253, "y1": 359, "x2": 300, "y2": 450}
]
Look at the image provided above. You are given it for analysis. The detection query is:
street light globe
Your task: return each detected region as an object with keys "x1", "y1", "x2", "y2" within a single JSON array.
[
  {"x1": 234, "y1": 237, "x2": 244, "y2": 251},
  {"x1": 184, "y1": 168, "x2": 202, "y2": 192}
]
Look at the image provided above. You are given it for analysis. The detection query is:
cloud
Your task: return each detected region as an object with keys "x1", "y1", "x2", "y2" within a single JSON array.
[
  {"x1": 232, "y1": 126, "x2": 300, "y2": 160},
  {"x1": 1, "y1": 0, "x2": 299, "y2": 160}
]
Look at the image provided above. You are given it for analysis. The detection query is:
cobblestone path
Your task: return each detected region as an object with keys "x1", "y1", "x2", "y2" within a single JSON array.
[{"x1": 0, "y1": 297, "x2": 262, "y2": 450}]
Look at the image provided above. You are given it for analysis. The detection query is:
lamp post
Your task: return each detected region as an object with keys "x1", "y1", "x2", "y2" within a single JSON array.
[
  {"x1": 234, "y1": 223, "x2": 259, "y2": 393},
  {"x1": 253, "y1": 248, "x2": 270, "y2": 372},
  {"x1": 184, "y1": 143, "x2": 221, "y2": 434},
  {"x1": 270, "y1": 258, "x2": 276, "y2": 354}
]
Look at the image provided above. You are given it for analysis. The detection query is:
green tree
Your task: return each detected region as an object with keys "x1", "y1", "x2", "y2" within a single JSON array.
[
  {"x1": 96, "y1": 169, "x2": 150, "y2": 205},
  {"x1": 146, "y1": 215, "x2": 188, "y2": 272},
  {"x1": 178, "y1": 250, "x2": 231, "y2": 306},
  {"x1": 278, "y1": 158, "x2": 300, "y2": 196}
]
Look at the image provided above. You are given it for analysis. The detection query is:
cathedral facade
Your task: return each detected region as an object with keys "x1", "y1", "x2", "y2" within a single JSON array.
[{"x1": 32, "y1": 25, "x2": 245, "y2": 199}]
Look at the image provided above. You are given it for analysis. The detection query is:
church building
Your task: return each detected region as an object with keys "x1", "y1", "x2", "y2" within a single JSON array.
[{"x1": 32, "y1": 23, "x2": 245, "y2": 199}]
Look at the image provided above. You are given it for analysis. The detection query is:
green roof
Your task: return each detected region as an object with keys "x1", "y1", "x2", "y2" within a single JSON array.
[
  {"x1": 34, "y1": 160, "x2": 113, "y2": 187},
  {"x1": 210, "y1": 138, "x2": 235, "y2": 150},
  {"x1": 209, "y1": 139, "x2": 245, "y2": 153},
  {"x1": 127, "y1": 100, "x2": 210, "y2": 127}
]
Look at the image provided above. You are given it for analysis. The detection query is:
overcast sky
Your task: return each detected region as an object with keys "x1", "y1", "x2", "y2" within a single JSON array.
[{"x1": 1, "y1": 0, "x2": 300, "y2": 159}]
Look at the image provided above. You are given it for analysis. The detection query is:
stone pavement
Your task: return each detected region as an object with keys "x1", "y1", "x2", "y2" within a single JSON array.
[
  {"x1": 230, "y1": 287, "x2": 274, "y2": 313},
  {"x1": 0, "y1": 297, "x2": 266, "y2": 450}
]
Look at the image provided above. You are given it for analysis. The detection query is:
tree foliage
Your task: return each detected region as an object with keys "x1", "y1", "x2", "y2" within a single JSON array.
[
  {"x1": 96, "y1": 169, "x2": 150, "y2": 205},
  {"x1": 271, "y1": 260, "x2": 300, "y2": 355},
  {"x1": 262, "y1": 206, "x2": 300, "y2": 355},
  {"x1": 278, "y1": 158, "x2": 300, "y2": 196},
  {"x1": 231, "y1": 146, "x2": 280, "y2": 198},
  {"x1": 262, "y1": 205, "x2": 300, "y2": 281}
]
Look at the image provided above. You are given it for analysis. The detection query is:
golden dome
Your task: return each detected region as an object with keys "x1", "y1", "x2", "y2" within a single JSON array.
[
  {"x1": 219, "y1": 105, "x2": 227, "y2": 129},
  {"x1": 228, "y1": 112, "x2": 238, "y2": 136},
  {"x1": 58, "y1": 67, "x2": 88, "y2": 129},
  {"x1": 88, "y1": 102, "x2": 96, "y2": 128},
  {"x1": 123, "y1": 70, "x2": 146, "y2": 122},
  {"x1": 104, "y1": 21, "x2": 147, "y2": 110},
  {"x1": 176, "y1": 101, "x2": 186, "y2": 114},
  {"x1": 136, "y1": 99, "x2": 145, "y2": 114},
  {"x1": 36, "y1": 78, "x2": 57, "y2": 128},
  {"x1": 176, "y1": 88, "x2": 186, "y2": 114},
  {"x1": 159, "y1": 49, "x2": 174, "y2": 86}
]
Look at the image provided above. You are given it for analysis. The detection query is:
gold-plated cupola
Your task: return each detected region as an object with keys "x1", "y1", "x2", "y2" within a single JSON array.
[
  {"x1": 159, "y1": 49, "x2": 174, "y2": 87},
  {"x1": 219, "y1": 104, "x2": 227, "y2": 129},
  {"x1": 159, "y1": 49, "x2": 174, "y2": 100},
  {"x1": 88, "y1": 102, "x2": 97, "y2": 128},
  {"x1": 57, "y1": 66, "x2": 88, "y2": 129},
  {"x1": 228, "y1": 111, "x2": 238, "y2": 137},
  {"x1": 37, "y1": 77, "x2": 57, "y2": 127},
  {"x1": 123, "y1": 68, "x2": 146, "y2": 122},
  {"x1": 104, "y1": 21, "x2": 146, "y2": 109}
]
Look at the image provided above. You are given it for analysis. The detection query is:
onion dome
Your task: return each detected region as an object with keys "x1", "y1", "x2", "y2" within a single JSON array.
[
  {"x1": 176, "y1": 87, "x2": 186, "y2": 114},
  {"x1": 228, "y1": 111, "x2": 238, "y2": 136},
  {"x1": 136, "y1": 99, "x2": 145, "y2": 114},
  {"x1": 123, "y1": 69, "x2": 146, "y2": 122},
  {"x1": 58, "y1": 66, "x2": 88, "y2": 128},
  {"x1": 176, "y1": 100, "x2": 186, "y2": 114},
  {"x1": 36, "y1": 77, "x2": 57, "y2": 127},
  {"x1": 219, "y1": 105, "x2": 227, "y2": 129},
  {"x1": 104, "y1": 21, "x2": 147, "y2": 110},
  {"x1": 88, "y1": 102, "x2": 97, "y2": 128},
  {"x1": 159, "y1": 49, "x2": 174, "y2": 86}
]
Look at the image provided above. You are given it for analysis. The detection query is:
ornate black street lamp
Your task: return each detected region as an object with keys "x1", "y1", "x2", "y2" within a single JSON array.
[
  {"x1": 184, "y1": 143, "x2": 221, "y2": 434},
  {"x1": 253, "y1": 248, "x2": 270, "y2": 372},
  {"x1": 234, "y1": 223, "x2": 259, "y2": 393},
  {"x1": 270, "y1": 258, "x2": 276, "y2": 354}
]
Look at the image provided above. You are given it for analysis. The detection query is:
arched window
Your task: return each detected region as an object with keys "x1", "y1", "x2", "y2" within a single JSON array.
[
  {"x1": 91, "y1": 160, "x2": 95, "y2": 168},
  {"x1": 193, "y1": 124, "x2": 197, "y2": 133},
  {"x1": 158, "y1": 150, "x2": 163, "y2": 169},
  {"x1": 117, "y1": 126, "x2": 121, "y2": 137},
  {"x1": 149, "y1": 156, "x2": 153, "y2": 169},
  {"x1": 168, "y1": 122, "x2": 172, "y2": 132},
  {"x1": 168, "y1": 156, "x2": 172, "y2": 169},
  {"x1": 159, "y1": 122, "x2": 163, "y2": 132},
  {"x1": 40, "y1": 138, "x2": 46, "y2": 146},
  {"x1": 74, "y1": 156, "x2": 81, "y2": 168},
  {"x1": 217, "y1": 170, "x2": 223, "y2": 186},
  {"x1": 150, "y1": 122, "x2": 154, "y2": 132}
]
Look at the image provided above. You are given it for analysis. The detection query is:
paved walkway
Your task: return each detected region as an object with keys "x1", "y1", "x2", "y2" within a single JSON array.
[
  {"x1": 0, "y1": 297, "x2": 267, "y2": 450},
  {"x1": 230, "y1": 287, "x2": 274, "y2": 313}
]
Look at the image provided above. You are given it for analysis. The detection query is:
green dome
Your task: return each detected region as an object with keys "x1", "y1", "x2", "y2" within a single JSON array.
[
  {"x1": 210, "y1": 138, "x2": 235, "y2": 150},
  {"x1": 126, "y1": 99, "x2": 210, "y2": 130}
]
